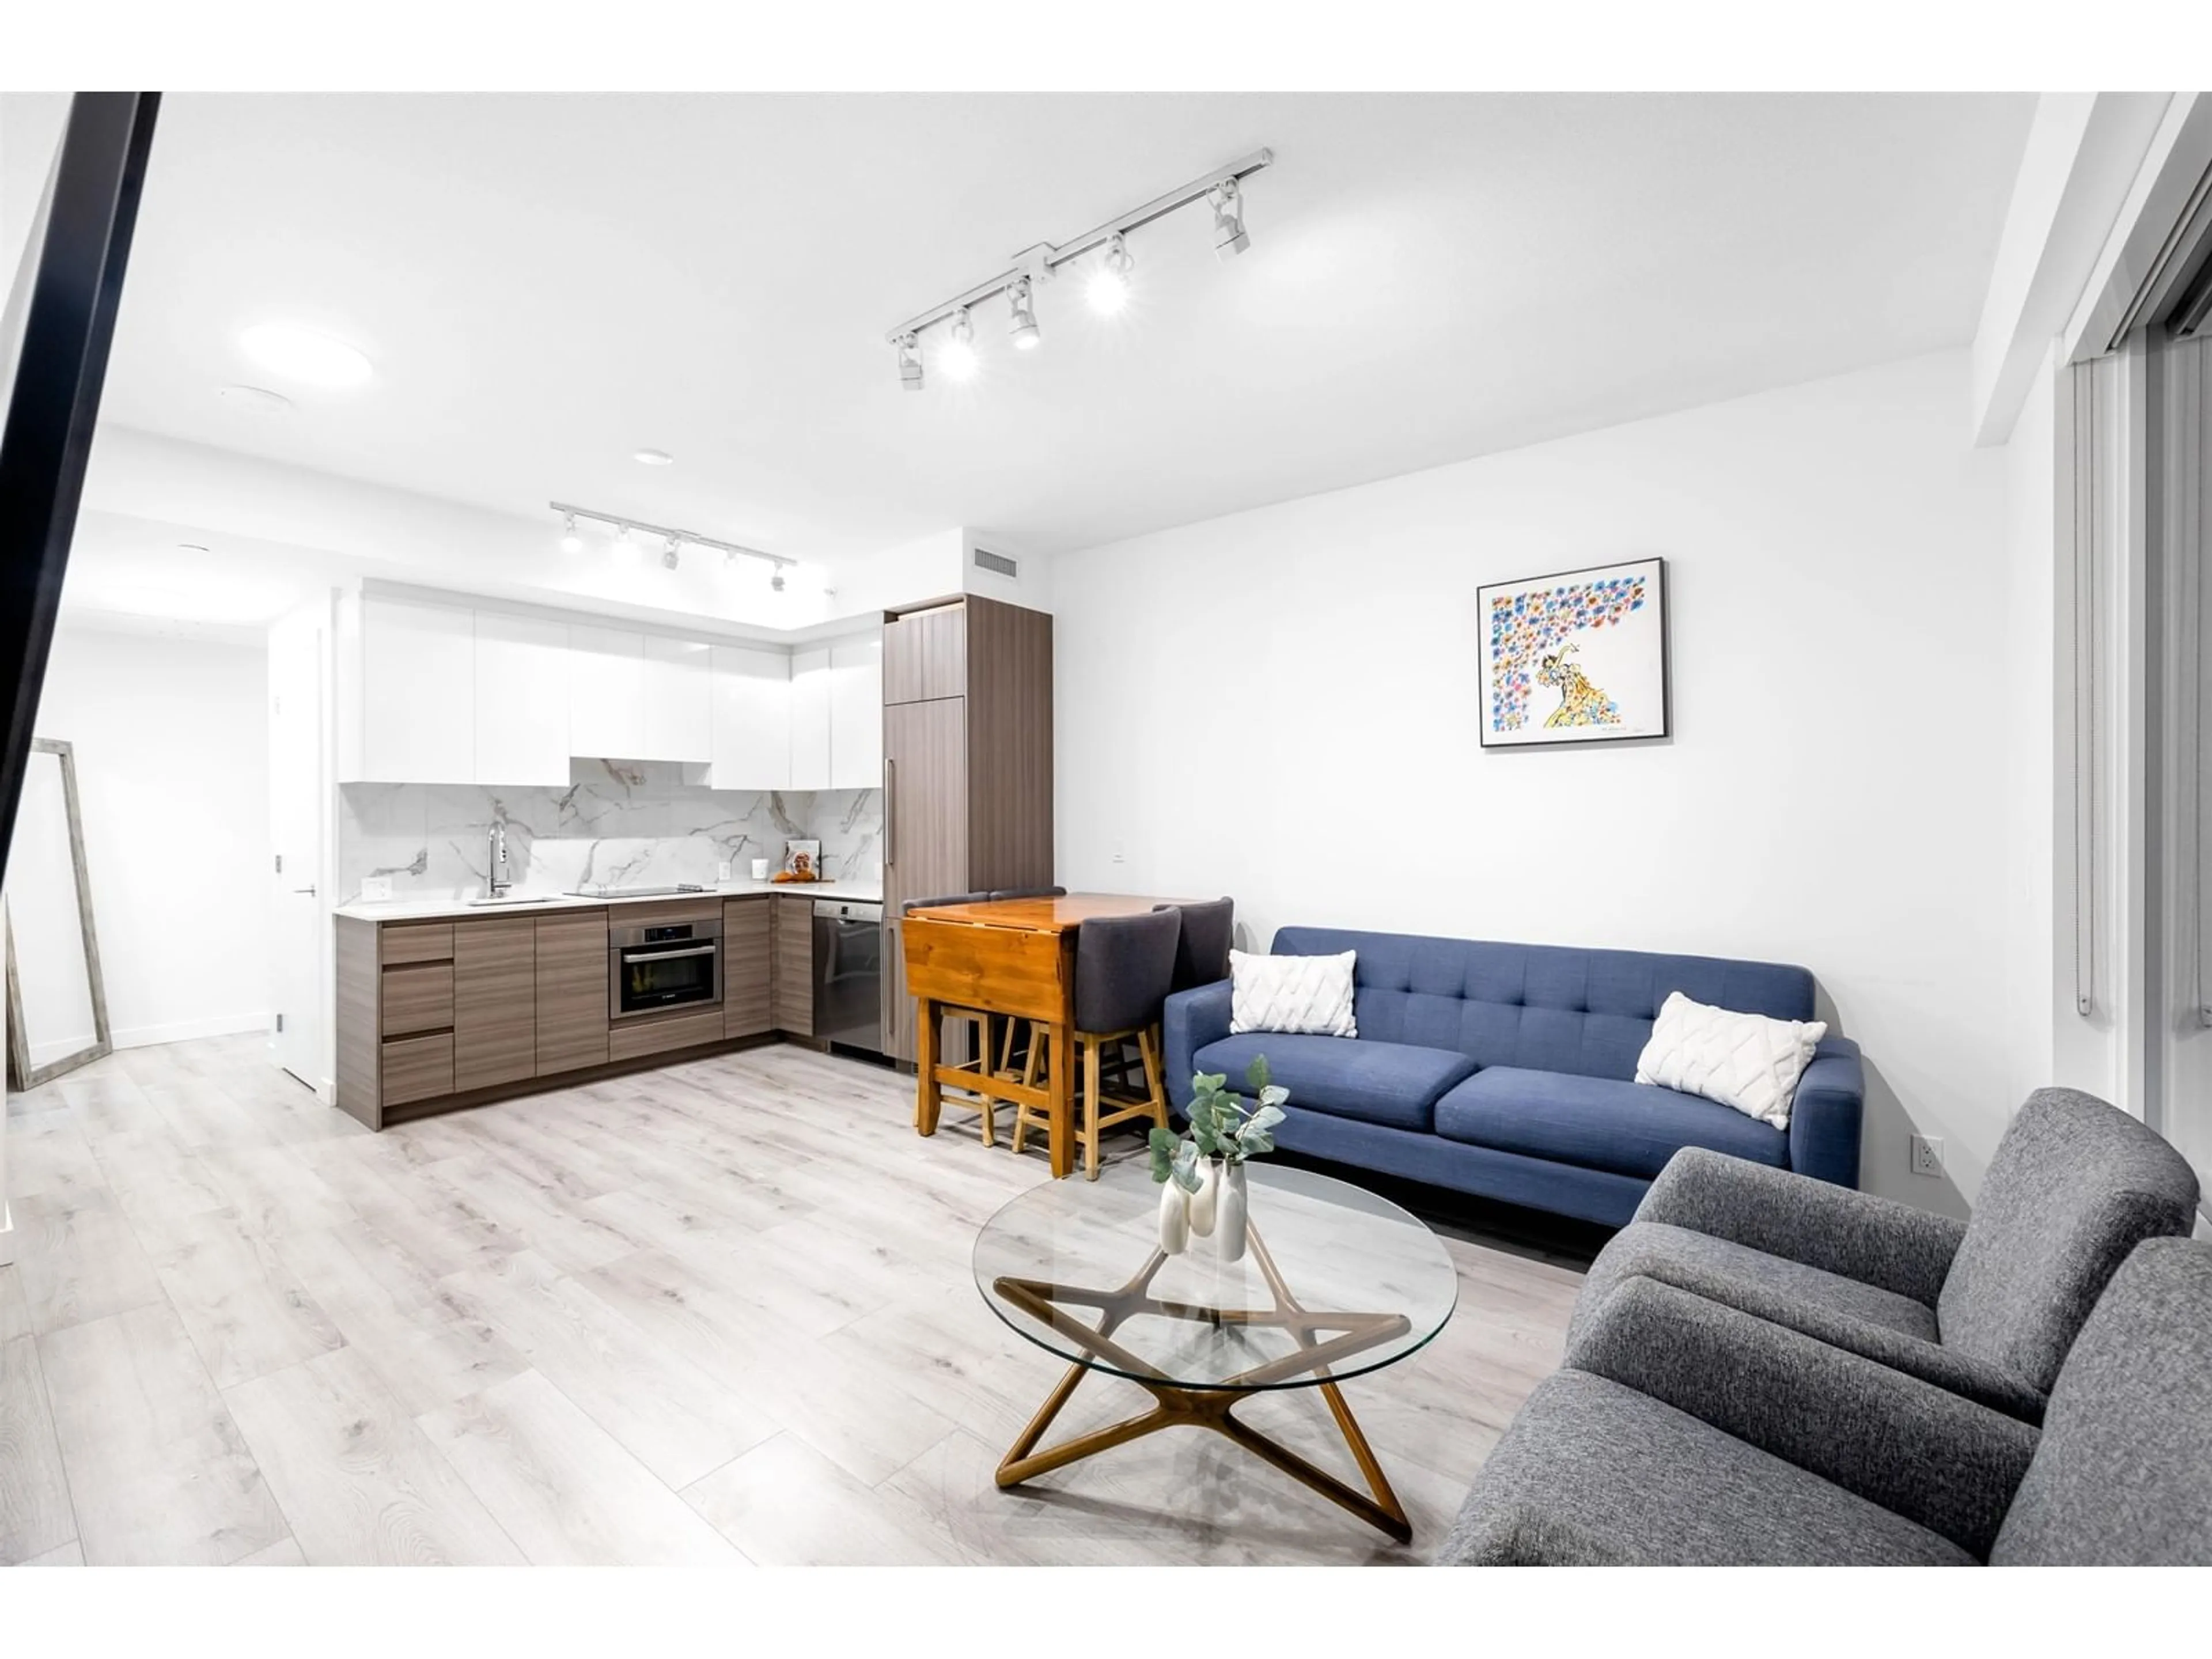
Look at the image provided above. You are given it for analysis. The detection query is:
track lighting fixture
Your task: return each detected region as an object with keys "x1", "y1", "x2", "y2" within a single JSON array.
[
  {"x1": 547, "y1": 502, "x2": 795, "y2": 584},
  {"x1": 1087, "y1": 233, "x2": 1134, "y2": 316},
  {"x1": 1209, "y1": 178, "x2": 1249, "y2": 259},
  {"x1": 940, "y1": 308, "x2": 978, "y2": 382},
  {"x1": 771, "y1": 570, "x2": 786, "y2": 593},
  {"x1": 883, "y1": 147, "x2": 1270, "y2": 391},
  {"x1": 1007, "y1": 277, "x2": 1041, "y2": 351}
]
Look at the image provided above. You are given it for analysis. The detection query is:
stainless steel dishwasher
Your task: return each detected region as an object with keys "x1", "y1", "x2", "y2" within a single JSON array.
[{"x1": 812, "y1": 899, "x2": 885, "y2": 1056}]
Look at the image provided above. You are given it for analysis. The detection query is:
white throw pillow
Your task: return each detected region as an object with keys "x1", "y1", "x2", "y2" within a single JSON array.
[
  {"x1": 1230, "y1": 949, "x2": 1357, "y2": 1038},
  {"x1": 1633, "y1": 991, "x2": 1828, "y2": 1130}
]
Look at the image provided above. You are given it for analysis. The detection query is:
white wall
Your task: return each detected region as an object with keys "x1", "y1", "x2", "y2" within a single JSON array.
[
  {"x1": 31, "y1": 624, "x2": 272, "y2": 1049},
  {"x1": 1055, "y1": 350, "x2": 2015, "y2": 1213},
  {"x1": 1994, "y1": 349, "x2": 2061, "y2": 1176}
]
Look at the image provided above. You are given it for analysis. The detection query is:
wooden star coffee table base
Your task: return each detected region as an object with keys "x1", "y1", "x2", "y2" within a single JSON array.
[{"x1": 990, "y1": 1223, "x2": 1416, "y2": 1542}]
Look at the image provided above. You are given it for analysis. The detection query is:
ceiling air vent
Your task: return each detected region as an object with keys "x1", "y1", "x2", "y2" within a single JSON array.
[{"x1": 973, "y1": 547, "x2": 1018, "y2": 579}]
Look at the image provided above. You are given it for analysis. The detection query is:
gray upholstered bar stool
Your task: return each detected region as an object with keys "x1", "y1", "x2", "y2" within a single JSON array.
[
  {"x1": 902, "y1": 892, "x2": 1000, "y2": 1142},
  {"x1": 1013, "y1": 907, "x2": 1181, "y2": 1179},
  {"x1": 988, "y1": 886, "x2": 1066, "y2": 1079},
  {"x1": 1157, "y1": 896, "x2": 1235, "y2": 991}
]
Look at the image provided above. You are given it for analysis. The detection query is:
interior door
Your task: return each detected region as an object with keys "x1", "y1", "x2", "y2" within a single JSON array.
[
  {"x1": 267, "y1": 604, "x2": 327, "y2": 1092},
  {"x1": 882, "y1": 696, "x2": 967, "y2": 1060}
]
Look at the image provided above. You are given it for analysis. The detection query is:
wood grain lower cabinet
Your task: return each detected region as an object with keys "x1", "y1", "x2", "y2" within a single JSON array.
[
  {"x1": 881, "y1": 918, "x2": 915, "y2": 1063},
  {"x1": 382, "y1": 1032, "x2": 454, "y2": 1107},
  {"x1": 608, "y1": 1006, "x2": 725, "y2": 1063},
  {"x1": 454, "y1": 916, "x2": 537, "y2": 1092},
  {"x1": 381, "y1": 963, "x2": 453, "y2": 1037},
  {"x1": 724, "y1": 897, "x2": 772, "y2": 1037},
  {"x1": 772, "y1": 895, "x2": 814, "y2": 1036},
  {"x1": 535, "y1": 909, "x2": 609, "y2": 1075}
]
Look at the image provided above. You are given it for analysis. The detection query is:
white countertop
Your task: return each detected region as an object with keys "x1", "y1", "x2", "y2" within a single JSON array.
[{"x1": 334, "y1": 877, "x2": 884, "y2": 923}]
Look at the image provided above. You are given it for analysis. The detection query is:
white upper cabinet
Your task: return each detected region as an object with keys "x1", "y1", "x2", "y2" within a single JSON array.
[
  {"x1": 789, "y1": 646, "x2": 832, "y2": 790},
  {"x1": 353, "y1": 596, "x2": 474, "y2": 783},
  {"x1": 567, "y1": 625, "x2": 646, "y2": 760},
  {"x1": 828, "y1": 634, "x2": 884, "y2": 790},
  {"x1": 709, "y1": 645, "x2": 790, "y2": 790},
  {"x1": 472, "y1": 612, "x2": 571, "y2": 786},
  {"x1": 640, "y1": 635, "x2": 713, "y2": 763}
]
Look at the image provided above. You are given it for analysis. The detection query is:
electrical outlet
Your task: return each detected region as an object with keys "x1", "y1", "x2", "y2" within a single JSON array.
[
  {"x1": 361, "y1": 876, "x2": 393, "y2": 902},
  {"x1": 1910, "y1": 1134, "x2": 1945, "y2": 1178},
  {"x1": 717, "y1": 861, "x2": 733, "y2": 882}
]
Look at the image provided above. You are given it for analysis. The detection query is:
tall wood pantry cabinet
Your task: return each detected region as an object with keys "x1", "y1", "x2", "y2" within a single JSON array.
[{"x1": 880, "y1": 594, "x2": 1054, "y2": 1062}]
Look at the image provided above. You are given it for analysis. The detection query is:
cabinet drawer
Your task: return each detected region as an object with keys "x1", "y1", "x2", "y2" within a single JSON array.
[
  {"x1": 382, "y1": 962, "x2": 454, "y2": 1037},
  {"x1": 381, "y1": 923, "x2": 454, "y2": 965},
  {"x1": 607, "y1": 1006, "x2": 725, "y2": 1064},
  {"x1": 382, "y1": 1032, "x2": 454, "y2": 1107}
]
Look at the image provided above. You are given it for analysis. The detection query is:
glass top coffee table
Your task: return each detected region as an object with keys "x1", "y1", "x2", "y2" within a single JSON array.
[{"x1": 974, "y1": 1160, "x2": 1459, "y2": 1541}]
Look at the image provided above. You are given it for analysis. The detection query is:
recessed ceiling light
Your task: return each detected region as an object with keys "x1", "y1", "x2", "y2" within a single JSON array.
[
  {"x1": 216, "y1": 383, "x2": 294, "y2": 414},
  {"x1": 238, "y1": 323, "x2": 374, "y2": 388},
  {"x1": 632, "y1": 448, "x2": 675, "y2": 467}
]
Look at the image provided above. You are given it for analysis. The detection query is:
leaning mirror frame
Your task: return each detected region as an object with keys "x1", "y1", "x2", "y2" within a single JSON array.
[{"x1": 4, "y1": 738, "x2": 111, "y2": 1089}]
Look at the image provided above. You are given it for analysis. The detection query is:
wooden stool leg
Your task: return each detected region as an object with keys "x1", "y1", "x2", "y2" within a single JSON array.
[
  {"x1": 1138, "y1": 1023, "x2": 1169, "y2": 1133},
  {"x1": 915, "y1": 997, "x2": 942, "y2": 1135},
  {"x1": 976, "y1": 1020, "x2": 997, "y2": 1146},
  {"x1": 1048, "y1": 1021, "x2": 1076, "y2": 1179},
  {"x1": 1081, "y1": 1034, "x2": 1104, "y2": 1181}
]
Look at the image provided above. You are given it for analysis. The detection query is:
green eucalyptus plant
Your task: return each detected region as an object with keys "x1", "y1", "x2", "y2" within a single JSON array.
[{"x1": 1149, "y1": 1054, "x2": 1289, "y2": 1193}]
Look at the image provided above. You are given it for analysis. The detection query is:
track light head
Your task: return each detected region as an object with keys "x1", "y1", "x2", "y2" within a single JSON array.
[
  {"x1": 896, "y1": 332, "x2": 925, "y2": 391},
  {"x1": 559, "y1": 512, "x2": 582, "y2": 554},
  {"x1": 771, "y1": 569, "x2": 786, "y2": 593},
  {"x1": 1088, "y1": 233, "x2": 1135, "y2": 316},
  {"x1": 1007, "y1": 276, "x2": 1041, "y2": 351},
  {"x1": 1209, "y1": 178, "x2": 1249, "y2": 260},
  {"x1": 662, "y1": 533, "x2": 681, "y2": 570},
  {"x1": 940, "y1": 308, "x2": 979, "y2": 381}
]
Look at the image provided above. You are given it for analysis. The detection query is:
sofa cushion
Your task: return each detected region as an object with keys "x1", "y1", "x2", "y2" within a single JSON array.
[
  {"x1": 1192, "y1": 1033, "x2": 1474, "y2": 1134},
  {"x1": 1570, "y1": 1221, "x2": 1941, "y2": 1356},
  {"x1": 1272, "y1": 927, "x2": 1815, "y2": 1082},
  {"x1": 1435, "y1": 1066, "x2": 1788, "y2": 1180},
  {"x1": 1938, "y1": 1086, "x2": 2201, "y2": 1396},
  {"x1": 1436, "y1": 1370, "x2": 1975, "y2": 1566}
]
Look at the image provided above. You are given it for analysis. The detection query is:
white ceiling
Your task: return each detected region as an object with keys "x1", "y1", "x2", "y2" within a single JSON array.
[{"x1": 96, "y1": 92, "x2": 2036, "y2": 566}]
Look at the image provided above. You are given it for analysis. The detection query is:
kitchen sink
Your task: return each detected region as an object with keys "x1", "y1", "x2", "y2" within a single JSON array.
[{"x1": 464, "y1": 894, "x2": 556, "y2": 907}]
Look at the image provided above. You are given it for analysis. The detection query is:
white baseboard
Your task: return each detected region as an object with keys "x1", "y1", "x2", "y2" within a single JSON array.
[{"x1": 112, "y1": 1012, "x2": 270, "y2": 1050}]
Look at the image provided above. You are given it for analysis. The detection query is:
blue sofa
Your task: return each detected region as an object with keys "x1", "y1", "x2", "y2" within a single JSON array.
[{"x1": 1161, "y1": 927, "x2": 1864, "y2": 1229}]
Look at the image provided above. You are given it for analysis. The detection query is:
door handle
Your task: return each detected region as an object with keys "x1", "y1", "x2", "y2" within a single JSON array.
[
  {"x1": 291, "y1": 885, "x2": 317, "y2": 896},
  {"x1": 884, "y1": 757, "x2": 895, "y2": 869}
]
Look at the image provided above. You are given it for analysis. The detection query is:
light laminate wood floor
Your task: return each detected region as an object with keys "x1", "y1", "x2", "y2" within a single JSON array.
[{"x1": 1, "y1": 1034, "x2": 1584, "y2": 1566}]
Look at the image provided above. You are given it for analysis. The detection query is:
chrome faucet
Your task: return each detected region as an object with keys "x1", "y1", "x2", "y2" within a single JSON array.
[{"x1": 488, "y1": 821, "x2": 512, "y2": 898}]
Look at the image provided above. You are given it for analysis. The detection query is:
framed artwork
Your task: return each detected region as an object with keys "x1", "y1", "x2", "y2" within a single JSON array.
[{"x1": 1479, "y1": 557, "x2": 1669, "y2": 748}]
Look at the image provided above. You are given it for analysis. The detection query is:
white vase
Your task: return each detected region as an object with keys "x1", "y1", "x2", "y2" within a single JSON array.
[
  {"x1": 1187, "y1": 1159, "x2": 1221, "y2": 1238},
  {"x1": 1157, "y1": 1177, "x2": 1190, "y2": 1255},
  {"x1": 1214, "y1": 1161, "x2": 1249, "y2": 1263}
]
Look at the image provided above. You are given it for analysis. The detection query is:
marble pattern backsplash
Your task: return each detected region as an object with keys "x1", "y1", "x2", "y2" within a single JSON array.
[{"x1": 339, "y1": 760, "x2": 881, "y2": 901}]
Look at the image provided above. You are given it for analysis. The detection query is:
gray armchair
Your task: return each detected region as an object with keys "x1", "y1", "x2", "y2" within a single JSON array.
[
  {"x1": 1440, "y1": 1238, "x2": 2212, "y2": 1565},
  {"x1": 1567, "y1": 1086, "x2": 2200, "y2": 1422}
]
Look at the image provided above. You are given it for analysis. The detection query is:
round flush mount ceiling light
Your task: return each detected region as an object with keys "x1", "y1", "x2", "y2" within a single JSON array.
[
  {"x1": 238, "y1": 323, "x2": 374, "y2": 388},
  {"x1": 215, "y1": 382, "x2": 294, "y2": 414},
  {"x1": 632, "y1": 448, "x2": 675, "y2": 467}
]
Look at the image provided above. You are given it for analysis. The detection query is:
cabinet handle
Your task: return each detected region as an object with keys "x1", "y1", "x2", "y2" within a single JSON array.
[{"x1": 884, "y1": 757, "x2": 895, "y2": 869}]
